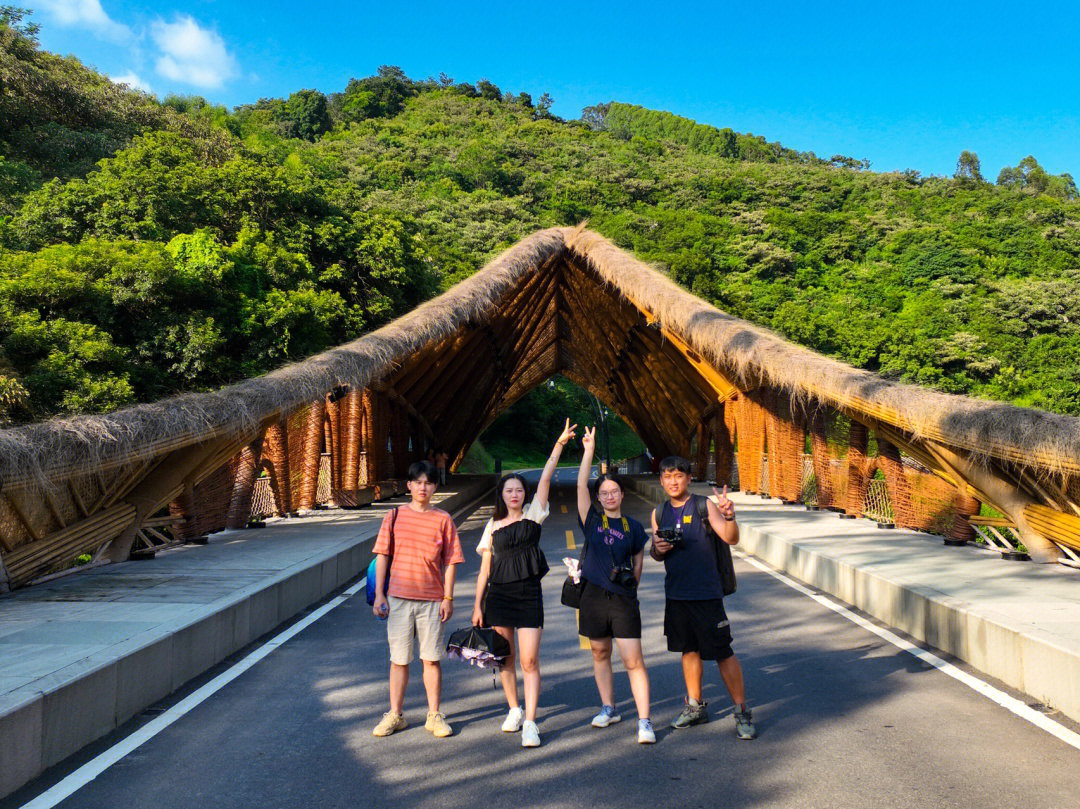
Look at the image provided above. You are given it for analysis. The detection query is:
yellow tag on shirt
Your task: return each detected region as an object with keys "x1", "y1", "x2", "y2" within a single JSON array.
[{"x1": 682, "y1": 515, "x2": 693, "y2": 525}]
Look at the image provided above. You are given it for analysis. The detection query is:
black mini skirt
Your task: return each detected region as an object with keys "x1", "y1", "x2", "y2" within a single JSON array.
[{"x1": 484, "y1": 575, "x2": 544, "y2": 629}]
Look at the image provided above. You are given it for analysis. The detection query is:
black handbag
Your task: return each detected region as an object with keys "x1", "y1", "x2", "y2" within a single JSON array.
[{"x1": 561, "y1": 574, "x2": 586, "y2": 608}]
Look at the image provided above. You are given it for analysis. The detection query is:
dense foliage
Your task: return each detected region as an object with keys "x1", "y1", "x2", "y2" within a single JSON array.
[{"x1": 2, "y1": 14, "x2": 1079, "y2": 441}]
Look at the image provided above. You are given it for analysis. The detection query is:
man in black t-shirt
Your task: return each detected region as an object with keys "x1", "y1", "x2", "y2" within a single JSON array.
[{"x1": 650, "y1": 456, "x2": 756, "y2": 740}]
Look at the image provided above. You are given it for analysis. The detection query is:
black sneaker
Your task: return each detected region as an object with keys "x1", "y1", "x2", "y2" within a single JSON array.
[
  {"x1": 734, "y1": 707, "x2": 756, "y2": 740},
  {"x1": 670, "y1": 698, "x2": 709, "y2": 729}
]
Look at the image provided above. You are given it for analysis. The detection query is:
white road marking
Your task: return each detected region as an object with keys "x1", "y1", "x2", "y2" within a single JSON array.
[
  {"x1": 735, "y1": 550, "x2": 1080, "y2": 751},
  {"x1": 18, "y1": 578, "x2": 367, "y2": 809}
]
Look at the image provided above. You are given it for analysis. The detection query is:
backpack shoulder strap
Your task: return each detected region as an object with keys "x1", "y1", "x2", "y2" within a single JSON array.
[
  {"x1": 388, "y1": 506, "x2": 400, "y2": 554},
  {"x1": 694, "y1": 494, "x2": 716, "y2": 537}
]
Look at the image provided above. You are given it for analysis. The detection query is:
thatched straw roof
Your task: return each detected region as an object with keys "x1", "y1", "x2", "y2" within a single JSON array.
[{"x1": 2, "y1": 226, "x2": 1079, "y2": 488}]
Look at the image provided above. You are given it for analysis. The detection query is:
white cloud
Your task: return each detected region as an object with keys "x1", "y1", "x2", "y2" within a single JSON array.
[
  {"x1": 151, "y1": 16, "x2": 238, "y2": 90},
  {"x1": 110, "y1": 71, "x2": 152, "y2": 94},
  {"x1": 39, "y1": 0, "x2": 133, "y2": 44}
]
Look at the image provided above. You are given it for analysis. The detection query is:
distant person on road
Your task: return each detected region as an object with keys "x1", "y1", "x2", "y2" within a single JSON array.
[
  {"x1": 574, "y1": 426, "x2": 655, "y2": 744},
  {"x1": 371, "y1": 460, "x2": 464, "y2": 739},
  {"x1": 649, "y1": 456, "x2": 756, "y2": 740},
  {"x1": 434, "y1": 448, "x2": 449, "y2": 486},
  {"x1": 471, "y1": 419, "x2": 576, "y2": 747}
]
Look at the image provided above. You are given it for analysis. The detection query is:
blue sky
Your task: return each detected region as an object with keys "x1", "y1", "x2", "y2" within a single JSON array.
[{"x1": 29, "y1": 1, "x2": 1080, "y2": 178}]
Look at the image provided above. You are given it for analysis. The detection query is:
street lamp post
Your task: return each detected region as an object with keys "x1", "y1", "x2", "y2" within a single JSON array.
[{"x1": 590, "y1": 394, "x2": 611, "y2": 473}]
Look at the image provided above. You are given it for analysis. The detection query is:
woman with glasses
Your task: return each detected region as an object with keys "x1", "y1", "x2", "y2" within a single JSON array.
[{"x1": 574, "y1": 426, "x2": 655, "y2": 743}]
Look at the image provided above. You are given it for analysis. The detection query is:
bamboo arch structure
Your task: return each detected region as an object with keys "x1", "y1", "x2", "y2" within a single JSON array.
[{"x1": 2, "y1": 226, "x2": 1080, "y2": 591}]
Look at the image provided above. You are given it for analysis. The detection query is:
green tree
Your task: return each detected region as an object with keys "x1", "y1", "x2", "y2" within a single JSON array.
[{"x1": 954, "y1": 150, "x2": 983, "y2": 183}]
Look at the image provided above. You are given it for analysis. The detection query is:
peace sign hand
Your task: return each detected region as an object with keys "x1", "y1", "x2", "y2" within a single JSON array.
[
  {"x1": 581, "y1": 425, "x2": 596, "y2": 449},
  {"x1": 556, "y1": 418, "x2": 578, "y2": 447},
  {"x1": 712, "y1": 484, "x2": 736, "y2": 521}
]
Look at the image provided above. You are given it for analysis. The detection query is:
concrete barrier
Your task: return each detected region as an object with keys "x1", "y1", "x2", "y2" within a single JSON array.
[{"x1": 623, "y1": 475, "x2": 1080, "y2": 725}]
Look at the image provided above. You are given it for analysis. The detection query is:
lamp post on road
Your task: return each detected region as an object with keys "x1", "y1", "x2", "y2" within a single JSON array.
[{"x1": 590, "y1": 394, "x2": 611, "y2": 474}]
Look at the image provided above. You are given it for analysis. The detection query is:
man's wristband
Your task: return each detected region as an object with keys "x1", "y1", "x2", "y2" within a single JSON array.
[
  {"x1": 443, "y1": 595, "x2": 453, "y2": 601},
  {"x1": 722, "y1": 514, "x2": 736, "y2": 522}
]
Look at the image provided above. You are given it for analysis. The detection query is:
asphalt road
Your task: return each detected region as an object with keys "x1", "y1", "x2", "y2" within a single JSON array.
[{"x1": 12, "y1": 469, "x2": 1080, "y2": 809}]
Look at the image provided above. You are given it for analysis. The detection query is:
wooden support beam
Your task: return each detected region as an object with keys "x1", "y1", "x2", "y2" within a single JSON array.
[
  {"x1": 926, "y1": 440, "x2": 1062, "y2": 562},
  {"x1": 67, "y1": 479, "x2": 88, "y2": 519},
  {"x1": 104, "y1": 436, "x2": 236, "y2": 562},
  {"x1": 4, "y1": 492, "x2": 42, "y2": 543}
]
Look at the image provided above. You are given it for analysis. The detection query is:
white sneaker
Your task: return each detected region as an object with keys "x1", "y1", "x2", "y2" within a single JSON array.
[
  {"x1": 521, "y1": 719, "x2": 541, "y2": 747},
  {"x1": 501, "y1": 706, "x2": 524, "y2": 733},
  {"x1": 637, "y1": 718, "x2": 656, "y2": 744},
  {"x1": 591, "y1": 705, "x2": 622, "y2": 728}
]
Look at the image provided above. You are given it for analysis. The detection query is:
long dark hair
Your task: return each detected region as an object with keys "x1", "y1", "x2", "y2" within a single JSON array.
[{"x1": 493, "y1": 473, "x2": 530, "y2": 521}]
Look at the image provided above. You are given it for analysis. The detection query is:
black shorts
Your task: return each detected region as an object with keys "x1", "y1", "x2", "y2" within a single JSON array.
[
  {"x1": 579, "y1": 580, "x2": 642, "y2": 639},
  {"x1": 664, "y1": 598, "x2": 734, "y2": 661}
]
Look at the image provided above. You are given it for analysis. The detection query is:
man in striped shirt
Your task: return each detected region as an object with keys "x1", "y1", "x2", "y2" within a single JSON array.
[{"x1": 371, "y1": 461, "x2": 465, "y2": 738}]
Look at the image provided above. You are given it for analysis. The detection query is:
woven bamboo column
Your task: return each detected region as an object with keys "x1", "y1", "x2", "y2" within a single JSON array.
[
  {"x1": 391, "y1": 406, "x2": 410, "y2": 477},
  {"x1": 721, "y1": 399, "x2": 739, "y2": 488},
  {"x1": 810, "y1": 409, "x2": 836, "y2": 509},
  {"x1": 263, "y1": 417, "x2": 292, "y2": 516},
  {"x1": 340, "y1": 389, "x2": 362, "y2": 506},
  {"x1": 947, "y1": 487, "x2": 980, "y2": 544},
  {"x1": 844, "y1": 420, "x2": 869, "y2": 517},
  {"x1": 361, "y1": 389, "x2": 376, "y2": 486},
  {"x1": 326, "y1": 394, "x2": 342, "y2": 505},
  {"x1": 226, "y1": 439, "x2": 263, "y2": 528},
  {"x1": 169, "y1": 482, "x2": 202, "y2": 541},
  {"x1": 191, "y1": 458, "x2": 238, "y2": 536},
  {"x1": 762, "y1": 389, "x2": 781, "y2": 497},
  {"x1": 712, "y1": 405, "x2": 735, "y2": 487},
  {"x1": 736, "y1": 392, "x2": 766, "y2": 495},
  {"x1": 877, "y1": 438, "x2": 915, "y2": 526},
  {"x1": 772, "y1": 396, "x2": 806, "y2": 503},
  {"x1": 368, "y1": 391, "x2": 387, "y2": 484},
  {"x1": 694, "y1": 420, "x2": 710, "y2": 480},
  {"x1": 296, "y1": 401, "x2": 325, "y2": 511}
]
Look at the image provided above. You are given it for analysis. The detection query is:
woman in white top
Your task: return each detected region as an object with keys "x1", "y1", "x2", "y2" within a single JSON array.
[{"x1": 472, "y1": 420, "x2": 575, "y2": 747}]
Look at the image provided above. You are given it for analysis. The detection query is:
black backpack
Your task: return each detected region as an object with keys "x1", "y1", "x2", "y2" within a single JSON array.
[{"x1": 655, "y1": 494, "x2": 737, "y2": 596}]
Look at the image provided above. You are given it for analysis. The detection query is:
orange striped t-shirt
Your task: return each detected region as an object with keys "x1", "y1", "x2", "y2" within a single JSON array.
[{"x1": 372, "y1": 506, "x2": 464, "y2": 601}]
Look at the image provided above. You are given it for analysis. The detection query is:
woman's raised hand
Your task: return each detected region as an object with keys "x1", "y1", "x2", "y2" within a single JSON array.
[
  {"x1": 581, "y1": 425, "x2": 596, "y2": 450},
  {"x1": 556, "y1": 418, "x2": 577, "y2": 447}
]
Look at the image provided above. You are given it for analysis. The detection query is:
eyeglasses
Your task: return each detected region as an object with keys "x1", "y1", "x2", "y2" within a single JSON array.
[{"x1": 598, "y1": 491, "x2": 621, "y2": 499}]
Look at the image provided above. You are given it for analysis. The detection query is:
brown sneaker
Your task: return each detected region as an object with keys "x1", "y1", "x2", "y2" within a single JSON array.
[
  {"x1": 373, "y1": 711, "x2": 407, "y2": 737},
  {"x1": 425, "y1": 711, "x2": 453, "y2": 738}
]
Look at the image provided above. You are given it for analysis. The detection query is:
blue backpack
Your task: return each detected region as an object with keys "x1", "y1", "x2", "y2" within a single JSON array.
[{"x1": 365, "y1": 507, "x2": 399, "y2": 605}]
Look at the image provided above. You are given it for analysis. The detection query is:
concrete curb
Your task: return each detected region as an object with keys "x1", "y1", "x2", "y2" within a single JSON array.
[
  {"x1": 0, "y1": 478, "x2": 493, "y2": 799},
  {"x1": 622, "y1": 475, "x2": 1080, "y2": 725}
]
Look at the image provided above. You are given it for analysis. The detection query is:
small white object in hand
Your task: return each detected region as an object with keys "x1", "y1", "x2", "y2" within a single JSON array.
[{"x1": 562, "y1": 557, "x2": 581, "y2": 584}]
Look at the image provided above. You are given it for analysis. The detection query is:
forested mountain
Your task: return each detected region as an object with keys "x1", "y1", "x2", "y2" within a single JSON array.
[{"x1": 2, "y1": 12, "x2": 1079, "y2": 430}]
